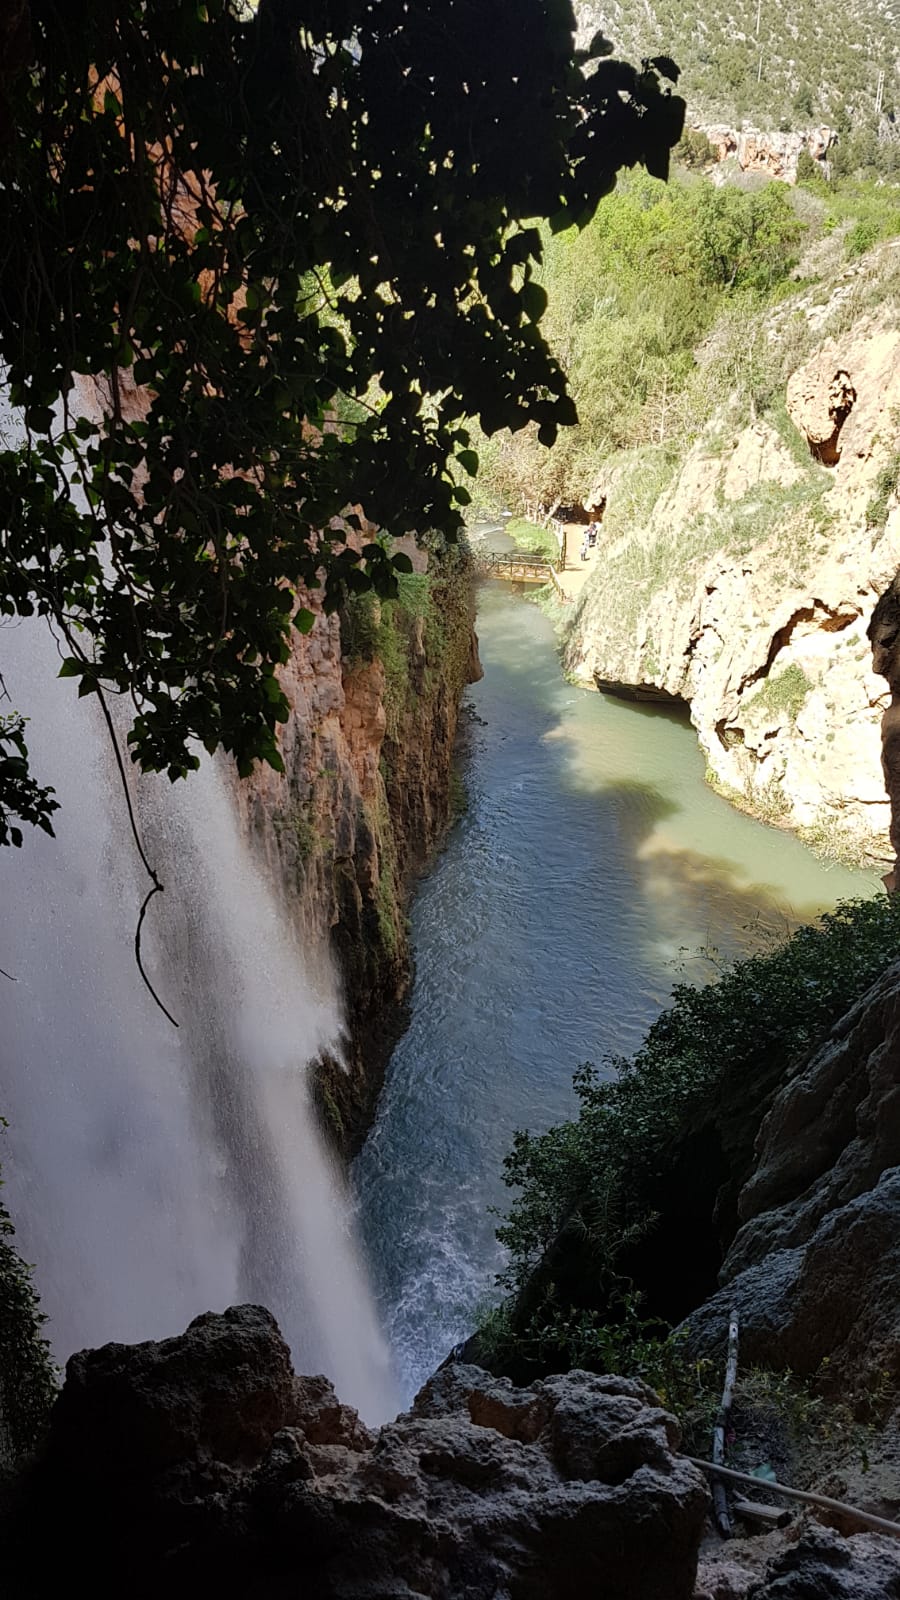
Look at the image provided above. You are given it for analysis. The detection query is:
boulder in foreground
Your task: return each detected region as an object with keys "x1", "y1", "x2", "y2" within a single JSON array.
[{"x1": 9, "y1": 1304, "x2": 708, "y2": 1599}]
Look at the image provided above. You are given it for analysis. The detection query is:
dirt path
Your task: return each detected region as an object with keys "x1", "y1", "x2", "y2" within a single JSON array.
[{"x1": 554, "y1": 523, "x2": 599, "y2": 602}]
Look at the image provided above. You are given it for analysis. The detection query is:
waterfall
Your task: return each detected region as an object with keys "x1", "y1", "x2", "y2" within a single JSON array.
[{"x1": 0, "y1": 617, "x2": 399, "y2": 1424}]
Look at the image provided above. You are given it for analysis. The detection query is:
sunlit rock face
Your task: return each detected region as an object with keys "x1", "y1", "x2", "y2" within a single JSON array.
[
  {"x1": 700, "y1": 124, "x2": 835, "y2": 182},
  {"x1": 564, "y1": 302, "x2": 900, "y2": 866}
]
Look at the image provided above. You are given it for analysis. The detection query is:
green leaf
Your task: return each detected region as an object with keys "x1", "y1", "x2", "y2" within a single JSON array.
[
  {"x1": 294, "y1": 607, "x2": 315, "y2": 634},
  {"x1": 57, "y1": 658, "x2": 84, "y2": 678},
  {"x1": 391, "y1": 551, "x2": 414, "y2": 573},
  {"x1": 457, "y1": 449, "x2": 479, "y2": 477}
]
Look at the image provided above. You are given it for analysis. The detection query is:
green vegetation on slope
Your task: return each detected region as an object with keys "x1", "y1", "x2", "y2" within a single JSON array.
[
  {"x1": 481, "y1": 896, "x2": 900, "y2": 1380},
  {"x1": 474, "y1": 169, "x2": 900, "y2": 517},
  {"x1": 504, "y1": 519, "x2": 561, "y2": 560},
  {"x1": 0, "y1": 1146, "x2": 56, "y2": 1470},
  {"x1": 577, "y1": 0, "x2": 900, "y2": 142},
  {"x1": 342, "y1": 541, "x2": 472, "y2": 741},
  {"x1": 475, "y1": 173, "x2": 806, "y2": 509}
]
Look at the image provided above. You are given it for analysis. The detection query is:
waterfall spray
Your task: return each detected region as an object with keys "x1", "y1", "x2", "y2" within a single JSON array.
[{"x1": 0, "y1": 618, "x2": 399, "y2": 1424}]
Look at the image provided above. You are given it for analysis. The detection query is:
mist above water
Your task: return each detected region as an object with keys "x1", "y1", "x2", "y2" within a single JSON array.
[{"x1": 0, "y1": 620, "x2": 398, "y2": 1424}]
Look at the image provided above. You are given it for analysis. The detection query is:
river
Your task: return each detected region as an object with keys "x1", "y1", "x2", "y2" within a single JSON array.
[{"x1": 353, "y1": 529, "x2": 879, "y2": 1404}]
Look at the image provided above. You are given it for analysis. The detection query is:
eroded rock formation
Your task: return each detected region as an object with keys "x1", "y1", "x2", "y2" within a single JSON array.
[
  {"x1": 698, "y1": 126, "x2": 832, "y2": 183},
  {"x1": 681, "y1": 956, "x2": 900, "y2": 1506},
  {"x1": 564, "y1": 298, "x2": 900, "y2": 863},
  {"x1": 698, "y1": 1527, "x2": 900, "y2": 1599},
  {"x1": 700, "y1": 125, "x2": 835, "y2": 183},
  {"x1": 786, "y1": 364, "x2": 856, "y2": 466},
  {"x1": 746, "y1": 1528, "x2": 900, "y2": 1598},
  {"x1": 8, "y1": 1305, "x2": 710, "y2": 1599}
]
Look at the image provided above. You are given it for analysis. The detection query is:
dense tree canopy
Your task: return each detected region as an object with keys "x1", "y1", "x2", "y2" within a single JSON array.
[{"x1": 0, "y1": 0, "x2": 682, "y2": 841}]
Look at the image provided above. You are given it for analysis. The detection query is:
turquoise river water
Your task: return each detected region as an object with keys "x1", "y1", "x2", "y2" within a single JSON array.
[{"x1": 352, "y1": 529, "x2": 878, "y2": 1403}]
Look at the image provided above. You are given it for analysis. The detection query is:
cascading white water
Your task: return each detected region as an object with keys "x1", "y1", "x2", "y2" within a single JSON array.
[{"x1": 0, "y1": 617, "x2": 399, "y2": 1424}]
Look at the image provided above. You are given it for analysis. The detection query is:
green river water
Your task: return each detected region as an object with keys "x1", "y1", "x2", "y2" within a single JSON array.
[{"x1": 353, "y1": 532, "x2": 879, "y2": 1401}]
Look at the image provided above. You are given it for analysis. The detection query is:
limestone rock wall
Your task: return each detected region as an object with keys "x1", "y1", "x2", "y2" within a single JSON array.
[
  {"x1": 684, "y1": 958, "x2": 900, "y2": 1399},
  {"x1": 240, "y1": 538, "x2": 479, "y2": 1154},
  {"x1": 700, "y1": 124, "x2": 835, "y2": 182},
  {"x1": 564, "y1": 305, "x2": 900, "y2": 866}
]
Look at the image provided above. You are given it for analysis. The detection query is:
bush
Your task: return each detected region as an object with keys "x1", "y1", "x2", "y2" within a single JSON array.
[
  {"x1": 866, "y1": 452, "x2": 900, "y2": 529},
  {"x1": 0, "y1": 1147, "x2": 57, "y2": 1468},
  {"x1": 846, "y1": 217, "x2": 881, "y2": 260},
  {"x1": 674, "y1": 128, "x2": 716, "y2": 170},
  {"x1": 478, "y1": 1286, "x2": 716, "y2": 1425},
  {"x1": 692, "y1": 182, "x2": 803, "y2": 292},
  {"x1": 492, "y1": 896, "x2": 900, "y2": 1368},
  {"x1": 340, "y1": 589, "x2": 381, "y2": 664},
  {"x1": 505, "y1": 518, "x2": 560, "y2": 559},
  {"x1": 753, "y1": 662, "x2": 812, "y2": 723},
  {"x1": 796, "y1": 148, "x2": 820, "y2": 183}
]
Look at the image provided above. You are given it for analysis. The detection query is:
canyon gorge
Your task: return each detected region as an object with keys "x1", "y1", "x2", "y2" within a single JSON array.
[
  {"x1": 2, "y1": 1, "x2": 900, "y2": 1596},
  {"x1": 562, "y1": 244, "x2": 900, "y2": 870}
]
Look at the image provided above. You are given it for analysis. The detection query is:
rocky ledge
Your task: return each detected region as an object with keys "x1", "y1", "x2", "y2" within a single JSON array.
[
  {"x1": 8, "y1": 1305, "x2": 899, "y2": 1598},
  {"x1": 684, "y1": 957, "x2": 900, "y2": 1408},
  {"x1": 9, "y1": 1304, "x2": 708, "y2": 1599}
]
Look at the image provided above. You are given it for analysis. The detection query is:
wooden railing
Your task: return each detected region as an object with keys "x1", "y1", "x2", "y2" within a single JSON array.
[{"x1": 475, "y1": 551, "x2": 559, "y2": 585}]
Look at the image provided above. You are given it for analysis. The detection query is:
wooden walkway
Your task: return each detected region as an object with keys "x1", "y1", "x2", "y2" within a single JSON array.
[
  {"x1": 475, "y1": 551, "x2": 559, "y2": 586},
  {"x1": 476, "y1": 536, "x2": 599, "y2": 603}
]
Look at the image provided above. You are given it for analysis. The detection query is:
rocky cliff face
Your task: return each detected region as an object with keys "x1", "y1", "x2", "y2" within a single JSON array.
[
  {"x1": 564, "y1": 255, "x2": 900, "y2": 866},
  {"x1": 870, "y1": 572, "x2": 900, "y2": 889},
  {"x1": 684, "y1": 958, "x2": 900, "y2": 1399},
  {"x1": 700, "y1": 124, "x2": 835, "y2": 183},
  {"x1": 239, "y1": 536, "x2": 479, "y2": 1154}
]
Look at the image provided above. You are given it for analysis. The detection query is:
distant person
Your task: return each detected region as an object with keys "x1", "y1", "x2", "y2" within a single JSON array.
[
  {"x1": 580, "y1": 533, "x2": 589, "y2": 562},
  {"x1": 587, "y1": 522, "x2": 598, "y2": 548}
]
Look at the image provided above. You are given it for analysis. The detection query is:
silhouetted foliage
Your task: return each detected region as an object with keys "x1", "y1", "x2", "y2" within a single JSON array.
[
  {"x1": 0, "y1": 0, "x2": 683, "y2": 821},
  {"x1": 0, "y1": 1135, "x2": 57, "y2": 1465}
]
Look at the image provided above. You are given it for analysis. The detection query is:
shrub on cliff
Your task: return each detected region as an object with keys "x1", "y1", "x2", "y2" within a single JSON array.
[
  {"x1": 673, "y1": 128, "x2": 715, "y2": 170},
  {"x1": 471, "y1": 170, "x2": 809, "y2": 506},
  {"x1": 489, "y1": 895, "x2": 900, "y2": 1372},
  {"x1": 0, "y1": 1142, "x2": 56, "y2": 1470}
]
